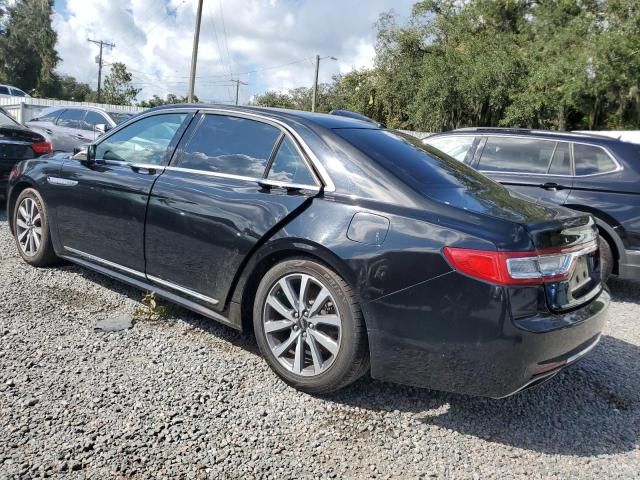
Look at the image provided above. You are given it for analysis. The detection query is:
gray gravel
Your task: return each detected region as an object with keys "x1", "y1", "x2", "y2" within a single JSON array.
[{"x1": 1, "y1": 205, "x2": 639, "y2": 479}]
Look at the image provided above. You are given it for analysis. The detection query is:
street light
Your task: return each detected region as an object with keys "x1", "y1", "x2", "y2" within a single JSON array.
[{"x1": 312, "y1": 54, "x2": 338, "y2": 112}]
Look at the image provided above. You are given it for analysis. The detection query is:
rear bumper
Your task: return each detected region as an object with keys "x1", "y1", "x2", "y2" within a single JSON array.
[
  {"x1": 619, "y1": 249, "x2": 640, "y2": 281},
  {"x1": 364, "y1": 272, "x2": 609, "y2": 398}
]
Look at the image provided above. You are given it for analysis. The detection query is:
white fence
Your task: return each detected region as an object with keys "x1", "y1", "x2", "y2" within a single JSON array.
[{"x1": 0, "y1": 96, "x2": 144, "y2": 123}]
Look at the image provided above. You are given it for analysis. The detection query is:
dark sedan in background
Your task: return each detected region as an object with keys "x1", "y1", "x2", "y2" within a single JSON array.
[
  {"x1": 0, "y1": 107, "x2": 51, "y2": 200},
  {"x1": 6, "y1": 106, "x2": 608, "y2": 398},
  {"x1": 425, "y1": 128, "x2": 640, "y2": 282}
]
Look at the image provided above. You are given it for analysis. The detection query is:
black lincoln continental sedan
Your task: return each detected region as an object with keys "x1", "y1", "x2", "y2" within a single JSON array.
[{"x1": 6, "y1": 105, "x2": 609, "y2": 398}]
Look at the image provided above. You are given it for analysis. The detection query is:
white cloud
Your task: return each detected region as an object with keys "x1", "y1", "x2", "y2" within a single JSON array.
[{"x1": 53, "y1": 0, "x2": 414, "y2": 104}]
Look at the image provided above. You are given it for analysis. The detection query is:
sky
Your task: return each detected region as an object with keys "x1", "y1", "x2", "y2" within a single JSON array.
[{"x1": 51, "y1": 0, "x2": 415, "y2": 104}]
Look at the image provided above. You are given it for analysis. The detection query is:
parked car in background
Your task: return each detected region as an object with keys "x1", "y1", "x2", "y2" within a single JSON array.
[
  {"x1": 0, "y1": 84, "x2": 30, "y2": 98},
  {"x1": 6, "y1": 106, "x2": 608, "y2": 398},
  {"x1": 0, "y1": 107, "x2": 50, "y2": 199},
  {"x1": 424, "y1": 128, "x2": 640, "y2": 282},
  {"x1": 25, "y1": 106, "x2": 134, "y2": 153}
]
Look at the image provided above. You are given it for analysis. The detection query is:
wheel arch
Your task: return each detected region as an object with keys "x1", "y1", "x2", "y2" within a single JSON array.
[
  {"x1": 564, "y1": 203, "x2": 626, "y2": 274},
  {"x1": 7, "y1": 179, "x2": 37, "y2": 235},
  {"x1": 231, "y1": 238, "x2": 358, "y2": 334}
]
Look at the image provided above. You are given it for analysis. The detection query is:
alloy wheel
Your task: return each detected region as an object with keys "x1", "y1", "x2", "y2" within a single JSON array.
[
  {"x1": 263, "y1": 273, "x2": 342, "y2": 377},
  {"x1": 15, "y1": 197, "x2": 42, "y2": 257}
]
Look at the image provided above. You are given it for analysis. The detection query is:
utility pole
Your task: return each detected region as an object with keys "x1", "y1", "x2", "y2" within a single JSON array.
[
  {"x1": 88, "y1": 39, "x2": 115, "y2": 103},
  {"x1": 232, "y1": 79, "x2": 248, "y2": 105},
  {"x1": 311, "y1": 55, "x2": 337, "y2": 112},
  {"x1": 188, "y1": 0, "x2": 204, "y2": 103},
  {"x1": 311, "y1": 54, "x2": 320, "y2": 112}
]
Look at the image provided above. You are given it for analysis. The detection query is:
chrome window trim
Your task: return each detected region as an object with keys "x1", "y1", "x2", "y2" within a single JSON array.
[
  {"x1": 164, "y1": 166, "x2": 321, "y2": 191},
  {"x1": 474, "y1": 134, "x2": 623, "y2": 178},
  {"x1": 147, "y1": 275, "x2": 219, "y2": 305},
  {"x1": 197, "y1": 107, "x2": 334, "y2": 191},
  {"x1": 92, "y1": 106, "x2": 335, "y2": 190},
  {"x1": 64, "y1": 246, "x2": 146, "y2": 279}
]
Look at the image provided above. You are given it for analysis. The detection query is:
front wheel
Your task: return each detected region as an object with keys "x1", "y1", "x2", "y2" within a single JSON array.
[
  {"x1": 253, "y1": 259, "x2": 369, "y2": 394},
  {"x1": 13, "y1": 188, "x2": 58, "y2": 267}
]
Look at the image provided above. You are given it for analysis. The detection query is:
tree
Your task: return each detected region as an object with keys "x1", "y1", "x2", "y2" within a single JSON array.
[
  {"x1": 0, "y1": 0, "x2": 59, "y2": 94},
  {"x1": 138, "y1": 93, "x2": 198, "y2": 108},
  {"x1": 47, "y1": 74, "x2": 93, "y2": 101},
  {"x1": 99, "y1": 63, "x2": 141, "y2": 105}
]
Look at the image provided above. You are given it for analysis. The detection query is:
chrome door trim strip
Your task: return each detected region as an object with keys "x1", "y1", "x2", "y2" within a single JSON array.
[
  {"x1": 64, "y1": 246, "x2": 146, "y2": 279},
  {"x1": 47, "y1": 176, "x2": 78, "y2": 186},
  {"x1": 164, "y1": 166, "x2": 321, "y2": 191},
  {"x1": 147, "y1": 274, "x2": 219, "y2": 306}
]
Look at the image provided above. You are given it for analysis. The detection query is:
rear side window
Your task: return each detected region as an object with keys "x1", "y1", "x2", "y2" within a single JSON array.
[
  {"x1": 35, "y1": 109, "x2": 62, "y2": 122},
  {"x1": 177, "y1": 114, "x2": 281, "y2": 178},
  {"x1": 11, "y1": 88, "x2": 26, "y2": 97},
  {"x1": 267, "y1": 136, "x2": 317, "y2": 185},
  {"x1": 0, "y1": 86, "x2": 9, "y2": 95},
  {"x1": 478, "y1": 137, "x2": 555, "y2": 173},
  {"x1": 573, "y1": 143, "x2": 617, "y2": 175},
  {"x1": 424, "y1": 136, "x2": 476, "y2": 164},
  {"x1": 56, "y1": 109, "x2": 86, "y2": 129}
]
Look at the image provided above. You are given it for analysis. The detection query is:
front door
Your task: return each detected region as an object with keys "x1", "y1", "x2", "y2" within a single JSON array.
[
  {"x1": 476, "y1": 136, "x2": 573, "y2": 204},
  {"x1": 53, "y1": 111, "x2": 192, "y2": 274},
  {"x1": 145, "y1": 112, "x2": 322, "y2": 310}
]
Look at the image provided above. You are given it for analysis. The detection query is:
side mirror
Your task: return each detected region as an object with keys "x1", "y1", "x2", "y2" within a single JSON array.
[
  {"x1": 94, "y1": 123, "x2": 107, "y2": 134},
  {"x1": 72, "y1": 146, "x2": 88, "y2": 161}
]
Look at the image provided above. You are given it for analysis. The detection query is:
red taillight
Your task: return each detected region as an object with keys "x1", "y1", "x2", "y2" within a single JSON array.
[
  {"x1": 443, "y1": 241, "x2": 598, "y2": 286},
  {"x1": 31, "y1": 141, "x2": 52, "y2": 154}
]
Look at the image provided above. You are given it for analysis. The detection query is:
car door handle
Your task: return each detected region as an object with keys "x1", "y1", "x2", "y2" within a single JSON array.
[
  {"x1": 45, "y1": 129, "x2": 53, "y2": 135},
  {"x1": 542, "y1": 182, "x2": 563, "y2": 191},
  {"x1": 130, "y1": 164, "x2": 162, "y2": 175}
]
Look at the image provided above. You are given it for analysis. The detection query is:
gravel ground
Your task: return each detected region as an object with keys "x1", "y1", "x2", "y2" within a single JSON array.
[{"x1": 1, "y1": 205, "x2": 639, "y2": 479}]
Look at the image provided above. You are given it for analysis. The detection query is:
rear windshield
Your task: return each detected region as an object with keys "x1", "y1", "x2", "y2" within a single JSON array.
[
  {"x1": 0, "y1": 108, "x2": 18, "y2": 126},
  {"x1": 333, "y1": 128, "x2": 501, "y2": 192}
]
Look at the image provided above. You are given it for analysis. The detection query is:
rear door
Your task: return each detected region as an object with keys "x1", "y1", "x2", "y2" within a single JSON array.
[
  {"x1": 145, "y1": 111, "x2": 322, "y2": 311},
  {"x1": 476, "y1": 136, "x2": 574, "y2": 204},
  {"x1": 52, "y1": 108, "x2": 87, "y2": 152}
]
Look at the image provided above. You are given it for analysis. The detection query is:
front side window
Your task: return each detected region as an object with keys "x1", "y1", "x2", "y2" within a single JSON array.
[
  {"x1": 0, "y1": 86, "x2": 9, "y2": 95},
  {"x1": 83, "y1": 111, "x2": 109, "y2": 131},
  {"x1": 95, "y1": 113, "x2": 188, "y2": 165},
  {"x1": 11, "y1": 88, "x2": 26, "y2": 97},
  {"x1": 478, "y1": 137, "x2": 555, "y2": 174},
  {"x1": 56, "y1": 109, "x2": 86, "y2": 129},
  {"x1": 424, "y1": 136, "x2": 476, "y2": 163},
  {"x1": 267, "y1": 136, "x2": 317, "y2": 185},
  {"x1": 176, "y1": 114, "x2": 281, "y2": 177},
  {"x1": 574, "y1": 143, "x2": 617, "y2": 175}
]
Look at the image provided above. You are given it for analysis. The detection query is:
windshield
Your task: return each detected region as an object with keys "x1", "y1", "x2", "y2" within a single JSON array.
[
  {"x1": 108, "y1": 112, "x2": 134, "y2": 124},
  {"x1": 0, "y1": 108, "x2": 19, "y2": 127}
]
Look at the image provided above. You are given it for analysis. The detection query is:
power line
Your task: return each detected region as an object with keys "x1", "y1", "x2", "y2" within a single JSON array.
[
  {"x1": 207, "y1": 3, "x2": 234, "y2": 101},
  {"x1": 87, "y1": 39, "x2": 115, "y2": 102}
]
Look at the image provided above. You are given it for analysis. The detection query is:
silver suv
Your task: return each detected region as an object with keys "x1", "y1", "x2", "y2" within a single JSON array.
[{"x1": 25, "y1": 106, "x2": 134, "y2": 153}]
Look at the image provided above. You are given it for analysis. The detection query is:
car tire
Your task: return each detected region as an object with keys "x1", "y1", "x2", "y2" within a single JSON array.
[
  {"x1": 599, "y1": 235, "x2": 614, "y2": 282},
  {"x1": 12, "y1": 188, "x2": 58, "y2": 267},
  {"x1": 253, "y1": 258, "x2": 369, "y2": 394}
]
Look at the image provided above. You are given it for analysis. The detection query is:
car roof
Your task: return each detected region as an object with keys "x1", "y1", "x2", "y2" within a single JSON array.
[
  {"x1": 429, "y1": 127, "x2": 628, "y2": 147},
  {"x1": 146, "y1": 103, "x2": 380, "y2": 130}
]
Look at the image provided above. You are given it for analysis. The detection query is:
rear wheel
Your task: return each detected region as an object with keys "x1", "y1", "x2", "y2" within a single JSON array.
[
  {"x1": 599, "y1": 235, "x2": 614, "y2": 282},
  {"x1": 253, "y1": 259, "x2": 369, "y2": 394},
  {"x1": 13, "y1": 188, "x2": 58, "y2": 267}
]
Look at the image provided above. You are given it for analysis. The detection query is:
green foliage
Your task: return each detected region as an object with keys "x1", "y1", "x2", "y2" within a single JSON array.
[
  {"x1": 0, "y1": 0, "x2": 59, "y2": 93},
  {"x1": 133, "y1": 292, "x2": 167, "y2": 323},
  {"x1": 99, "y1": 63, "x2": 141, "y2": 106},
  {"x1": 254, "y1": 0, "x2": 640, "y2": 132},
  {"x1": 44, "y1": 74, "x2": 93, "y2": 101},
  {"x1": 138, "y1": 93, "x2": 199, "y2": 108}
]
